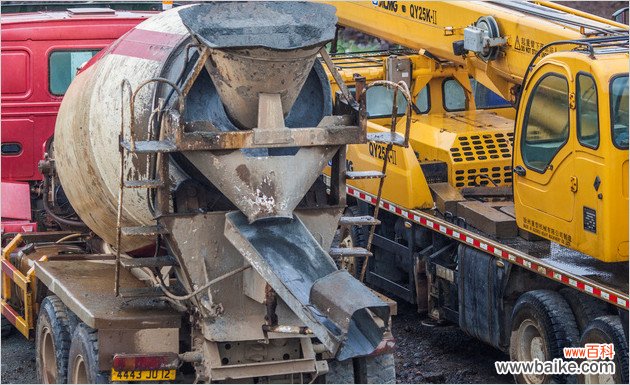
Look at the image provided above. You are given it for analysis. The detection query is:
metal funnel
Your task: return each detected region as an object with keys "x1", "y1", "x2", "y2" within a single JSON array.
[{"x1": 179, "y1": 2, "x2": 337, "y2": 129}]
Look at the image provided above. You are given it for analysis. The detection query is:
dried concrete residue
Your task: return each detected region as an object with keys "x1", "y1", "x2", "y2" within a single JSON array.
[{"x1": 178, "y1": 1, "x2": 337, "y2": 50}]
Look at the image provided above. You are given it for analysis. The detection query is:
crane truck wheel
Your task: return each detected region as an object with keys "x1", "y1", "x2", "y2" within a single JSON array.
[
  {"x1": 67, "y1": 323, "x2": 108, "y2": 384},
  {"x1": 560, "y1": 288, "x2": 611, "y2": 334},
  {"x1": 325, "y1": 354, "x2": 396, "y2": 384},
  {"x1": 36, "y1": 296, "x2": 73, "y2": 384},
  {"x1": 355, "y1": 353, "x2": 397, "y2": 384},
  {"x1": 509, "y1": 290, "x2": 580, "y2": 384},
  {"x1": 577, "y1": 315, "x2": 629, "y2": 384},
  {"x1": 325, "y1": 359, "x2": 355, "y2": 383}
]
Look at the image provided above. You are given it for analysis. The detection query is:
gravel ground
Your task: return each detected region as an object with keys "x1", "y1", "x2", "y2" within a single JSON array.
[
  {"x1": 392, "y1": 302, "x2": 514, "y2": 384},
  {"x1": 1, "y1": 332, "x2": 37, "y2": 384}
]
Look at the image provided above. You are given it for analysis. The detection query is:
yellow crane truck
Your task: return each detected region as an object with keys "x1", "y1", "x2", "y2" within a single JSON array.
[{"x1": 323, "y1": 1, "x2": 629, "y2": 383}]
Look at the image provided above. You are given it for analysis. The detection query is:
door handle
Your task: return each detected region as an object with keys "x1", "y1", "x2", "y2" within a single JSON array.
[{"x1": 513, "y1": 165, "x2": 526, "y2": 177}]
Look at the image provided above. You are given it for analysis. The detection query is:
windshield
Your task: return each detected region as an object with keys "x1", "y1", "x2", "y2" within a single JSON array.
[{"x1": 610, "y1": 75, "x2": 629, "y2": 149}]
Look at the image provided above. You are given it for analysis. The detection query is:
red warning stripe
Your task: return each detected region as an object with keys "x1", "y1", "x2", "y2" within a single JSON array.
[
  {"x1": 1, "y1": 303, "x2": 18, "y2": 324},
  {"x1": 1, "y1": 259, "x2": 16, "y2": 280},
  {"x1": 346, "y1": 186, "x2": 629, "y2": 310}
]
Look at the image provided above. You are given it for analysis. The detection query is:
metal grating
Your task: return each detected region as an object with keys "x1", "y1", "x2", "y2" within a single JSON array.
[{"x1": 450, "y1": 132, "x2": 514, "y2": 188}]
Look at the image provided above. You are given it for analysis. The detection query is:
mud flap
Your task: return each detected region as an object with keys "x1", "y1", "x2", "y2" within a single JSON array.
[{"x1": 224, "y1": 211, "x2": 389, "y2": 360}]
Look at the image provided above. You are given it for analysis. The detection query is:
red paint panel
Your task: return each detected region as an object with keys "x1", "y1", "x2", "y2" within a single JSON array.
[
  {"x1": 1, "y1": 50, "x2": 30, "y2": 97},
  {"x1": 1, "y1": 181, "x2": 31, "y2": 220},
  {"x1": 110, "y1": 28, "x2": 183, "y2": 61},
  {"x1": 0, "y1": 220, "x2": 36, "y2": 234}
]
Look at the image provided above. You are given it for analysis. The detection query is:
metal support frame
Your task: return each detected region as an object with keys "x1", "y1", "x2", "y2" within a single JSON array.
[{"x1": 0, "y1": 234, "x2": 36, "y2": 338}]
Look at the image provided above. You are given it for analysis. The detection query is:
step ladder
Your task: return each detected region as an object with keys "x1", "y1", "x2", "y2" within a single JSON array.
[
  {"x1": 332, "y1": 80, "x2": 413, "y2": 282},
  {"x1": 114, "y1": 79, "x2": 181, "y2": 297}
]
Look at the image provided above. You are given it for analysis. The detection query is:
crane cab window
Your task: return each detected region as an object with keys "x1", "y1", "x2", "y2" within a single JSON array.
[
  {"x1": 354, "y1": 86, "x2": 430, "y2": 118},
  {"x1": 443, "y1": 78, "x2": 510, "y2": 111},
  {"x1": 443, "y1": 79, "x2": 466, "y2": 111},
  {"x1": 611, "y1": 75, "x2": 629, "y2": 149},
  {"x1": 576, "y1": 73, "x2": 599, "y2": 149},
  {"x1": 521, "y1": 74, "x2": 570, "y2": 173},
  {"x1": 49, "y1": 49, "x2": 100, "y2": 95}
]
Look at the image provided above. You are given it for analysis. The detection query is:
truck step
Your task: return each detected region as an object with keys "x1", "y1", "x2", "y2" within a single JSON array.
[
  {"x1": 121, "y1": 225, "x2": 169, "y2": 237},
  {"x1": 120, "y1": 256, "x2": 177, "y2": 269},
  {"x1": 120, "y1": 140, "x2": 177, "y2": 153},
  {"x1": 329, "y1": 247, "x2": 373, "y2": 258},
  {"x1": 119, "y1": 287, "x2": 164, "y2": 298},
  {"x1": 367, "y1": 132, "x2": 405, "y2": 146},
  {"x1": 123, "y1": 179, "x2": 164, "y2": 189},
  {"x1": 338, "y1": 216, "x2": 381, "y2": 226},
  {"x1": 346, "y1": 171, "x2": 385, "y2": 180}
]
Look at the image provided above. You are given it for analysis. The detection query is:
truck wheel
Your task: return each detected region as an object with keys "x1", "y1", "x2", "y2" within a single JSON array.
[
  {"x1": 36, "y1": 295, "x2": 72, "y2": 384},
  {"x1": 325, "y1": 359, "x2": 355, "y2": 383},
  {"x1": 509, "y1": 290, "x2": 580, "y2": 384},
  {"x1": 1, "y1": 315, "x2": 14, "y2": 337},
  {"x1": 577, "y1": 316, "x2": 628, "y2": 384},
  {"x1": 355, "y1": 354, "x2": 396, "y2": 384},
  {"x1": 67, "y1": 323, "x2": 108, "y2": 384},
  {"x1": 560, "y1": 288, "x2": 610, "y2": 333}
]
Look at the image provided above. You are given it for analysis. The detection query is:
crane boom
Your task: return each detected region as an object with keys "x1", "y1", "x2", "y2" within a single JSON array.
[{"x1": 328, "y1": 0, "x2": 628, "y2": 100}]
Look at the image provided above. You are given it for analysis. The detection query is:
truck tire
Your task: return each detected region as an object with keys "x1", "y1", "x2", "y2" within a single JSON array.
[
  {"x1": 509, "y1": 290, "x2": 580, "y2": 384},
  {"x1": 1, "y1": 315, "x2": 14, "y2": 337},
  {"x1": 355, "y1": 354, "x2": 396, "y2": 384},
  {"x1": 560, "y1": 288, "x2": 610, "y2": 333},
  {"x1": 67, "y1": 323, "x2": 108, "y2": 384},
  {"x1": 577, "y1": 315, "x2": 628, "y2": 384},
  {"x1": 36, "y1": 295, "x2": 72, "y2": 384},
  {"x1": 325, "y1": 359, "x2": 355, "y2": 383}
]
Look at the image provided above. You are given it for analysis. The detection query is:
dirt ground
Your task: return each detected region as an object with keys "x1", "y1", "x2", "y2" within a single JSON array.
[
  {"x1": 392, "y1": 303, "x2": 514, "y2": 384},
  {"x1": 1, "y1": 332, "x2": 37, "y2": 384}
]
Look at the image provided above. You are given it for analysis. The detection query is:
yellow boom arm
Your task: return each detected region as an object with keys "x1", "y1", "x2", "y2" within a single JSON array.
[{"x1": 327, "y1": 1, "x2": 628, "y2": 100}]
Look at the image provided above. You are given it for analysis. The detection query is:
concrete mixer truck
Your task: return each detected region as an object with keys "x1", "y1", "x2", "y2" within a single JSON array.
[{"x1": 1, "y1": 2, "x2": 396, "y2": 383}]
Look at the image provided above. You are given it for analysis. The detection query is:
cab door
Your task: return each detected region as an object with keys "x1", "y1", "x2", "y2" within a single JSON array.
[{"x1": 513, "y1": 62, "x2": 576, "y2": 247}]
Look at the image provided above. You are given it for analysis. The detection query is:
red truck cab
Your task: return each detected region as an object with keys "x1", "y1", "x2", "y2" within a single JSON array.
[{"x1": 1, "y1": 8, "x2": 154, "y2": 234}]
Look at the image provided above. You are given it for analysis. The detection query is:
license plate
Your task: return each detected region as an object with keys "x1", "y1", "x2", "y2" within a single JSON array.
[{"x1": 111, "y1": 369, "x2": 176, "y2": 382}]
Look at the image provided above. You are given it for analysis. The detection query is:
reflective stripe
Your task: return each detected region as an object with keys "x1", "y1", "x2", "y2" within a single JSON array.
[{"x1": 345, "y1": 185, "x2": 629, "y2": 310}]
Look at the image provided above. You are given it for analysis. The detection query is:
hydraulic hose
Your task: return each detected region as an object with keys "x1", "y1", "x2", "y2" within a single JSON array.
[{"x1": 42, "y1": 177, "x2": 88, "y2": 229}]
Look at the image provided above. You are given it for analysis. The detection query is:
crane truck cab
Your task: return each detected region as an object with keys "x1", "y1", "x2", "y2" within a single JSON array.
[
  {"x1": 0, "y1": 7, "x2": 155, "y2": 236},
  {"x1": 514, "y1": 47, "x2": 629, "y2": 262}
]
